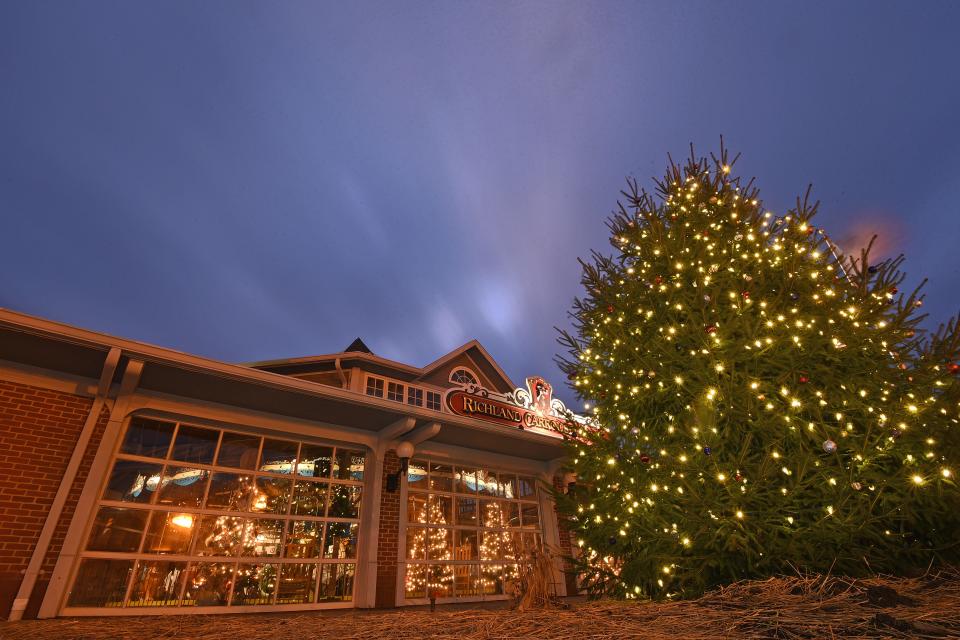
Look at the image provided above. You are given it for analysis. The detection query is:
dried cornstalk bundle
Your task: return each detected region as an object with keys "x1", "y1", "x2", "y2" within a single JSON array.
[{"x1": 1, "y1": 568, "x2": 958, "y2": 639}]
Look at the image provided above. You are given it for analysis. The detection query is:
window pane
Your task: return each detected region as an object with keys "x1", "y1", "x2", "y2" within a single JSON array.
[
  {"x1": 216, "y1": 432, "x2": 261, "y2": 470},
  {"x1": 481, "y1": 564, "x2": 505, "y2": 595},
  {"x1": 86, "y1": 506, "x2": 148, "y2": 552},
  {"x1": 365, "y1": 377, "x2": 384, "y2": 398},
  {"x1": 251, "y1": 476, "x2": 291, "y2": 514},
  {"x1": 407, "y1": 387, "x2": 423, "y2": 406},
  {"x1": 259, "y1": 439, "x2": 298, "y2": 475},
  {"x1": 504, "y1": 502, "x2": 521, "y2": 528},
  {"x1": 328, "y1": 484, "x2": 361, "y2": 519},
  {"x1": 426, "y1": 392, "x2": 441, "y2": 411},
  {"x1": 142, "y1": 511, "x2": 196, "y2": 555},
  {"x1": 429, "y1": 463, "x2": 453, "y2": 492},
  {"x1": 406, "y1": 527, "x2": 426, "y2": 560},
  {"x1": 455, "y1": 496, "x2": 477, "y2": 526},
  {"x1": 297, "y1": 444, "x2": 332, "y2": 478},
  {"x1": 522, "y1": 531, "x2": 541, "y2": 553},
  {"x1": 285, "y1": 521, "x2": 323, "y2": 559},
  {"x1": 479, "y1": 500, "x2": 503, "y2": 528},
  {"x1": 516, "y1": 476, "x2": 537, "y2": 499},
  {"x1": 127, "y1": 560, "x2": 187, "y2": 607},
  {"x1": 476, "y1": 470, "x2": 497, "y2": 497},
  {"x1": 480, "y1": 530, "x2": 509, "y2": 561},
  {"x1": 183, "y1": 562, "x2": 234, "y2": 607},
  {"x1": 102, "y1": 459, "x2": 163, "y2": 503},
  {"x1": 170, "y1": 425, "x2": 219, "y2": 465},
  {"x1": 205, "y1": 472, "x2": 254, "y2": 511},
  {"x1": 428, "y1": 494, "x2": 451, "y2": 525},
  {"x1": 193, "y1": 515, "x2": 245, "y2": 557},
  {"x1": 407, "y1": 460, "x2": 428, "y2": 489},
  {"x1": 332, "y1": 449, "x2": 365, "y2": 481},
  {"x1": 454, "y1": 529, "x2": 478, "y2": 560},
  {"x1": 503, "y1": 475, "x2": 518, "y2": 500},
  {"x1": 387, "y1": 382, "x2": 404, "y2": 402},
  {"x1": 405, "y1": 563, "x2": 427, "y2": 599},
  {"x1": 425, "y1": 564, "x2": 453, "y2": 597},
  {"x1": 157, "y1": 467, "x2": 210, "y2": 509},
  {"x1": 231, "y1": 564, "x2": 278, "y2": 605},
  {"x1": 241, "y1": 519, "x2": 284, "y2": 557},
  {"x1": 427, "y1": 528, "x2": 452, "y2": 560},
  {"x1": 67, "y1": 559, "x2": 133, "y2": 607},
  {"x1": 277, "y1": 563, "x2": 318, "y2": 605},
  {"x1": 457, "y1": 468, "x2": 479, "y2": 494},
  {"x1": 323, "y1": 522, "x2": 358, "y2": 559},
  {"x1": 291, "y1": 481, "x2": 328, "y2": 517},
  {"x1": 407, "y1": 492, "x2": 428, "y2": 524},
  {"x1": 120, "y1": 417, "x2": 174, "y2": 459},
  {"x1": 454, "y1": 564, "x2": 479, "y2": 597},
  {"x1": 318, "y1": 563, "x2": 354, "y2": 602},
  {"x1": 521, "y1": 503, "x2": 540, "y2": 529}
]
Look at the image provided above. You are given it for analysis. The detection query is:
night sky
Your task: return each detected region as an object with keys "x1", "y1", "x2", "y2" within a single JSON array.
[{"x1": 3, "y1": 2, "x2": 960, "y2": 405}]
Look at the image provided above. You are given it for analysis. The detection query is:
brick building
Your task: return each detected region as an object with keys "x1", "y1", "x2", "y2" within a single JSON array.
[{"x1": 0, "y1": 307, "x2": 580, "y2": 619}]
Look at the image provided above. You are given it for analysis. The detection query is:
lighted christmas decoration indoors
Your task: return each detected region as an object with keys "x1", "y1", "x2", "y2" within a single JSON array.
[{"x1": 555, "y1": 146, "x2": 960, "y2": 598}]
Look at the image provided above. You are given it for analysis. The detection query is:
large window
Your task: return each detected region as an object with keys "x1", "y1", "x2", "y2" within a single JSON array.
[
  {"x1": 403, "y1": 461, "x2": 542, "y2": 601},
  {"x1": 66, "y1": 416, "x2": 365, "y2": 610}
]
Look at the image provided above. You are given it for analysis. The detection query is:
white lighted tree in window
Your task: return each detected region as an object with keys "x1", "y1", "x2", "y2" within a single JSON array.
[{"x1": 406, "y1": 498, "x2": 453, "y2": 596}]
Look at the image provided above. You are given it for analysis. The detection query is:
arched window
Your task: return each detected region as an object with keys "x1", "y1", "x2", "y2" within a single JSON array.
[{"x1": 450, "y1": 368, "x2": 478, "y2": 386}]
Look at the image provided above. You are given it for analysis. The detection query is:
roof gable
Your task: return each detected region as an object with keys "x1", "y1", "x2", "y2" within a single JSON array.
[{"x1": 417, "y1": 340, "x2": 516, "y2": 393}]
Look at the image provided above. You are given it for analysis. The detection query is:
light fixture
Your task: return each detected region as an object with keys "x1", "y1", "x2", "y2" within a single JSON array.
[{"x1": 387, "y1": 441, "x2": 415, "y2": 492}]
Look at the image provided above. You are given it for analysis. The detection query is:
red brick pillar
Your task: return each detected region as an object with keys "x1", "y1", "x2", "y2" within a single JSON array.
[
  {"x1": 552, "y1": 474, "x2": 579, "y2": 596},
  {"x1": 0, "y1": 380, "x2": 109, "y2": 619},
  {"x1": 375, "y1": 450, "x2": 401, "y2": 607}
]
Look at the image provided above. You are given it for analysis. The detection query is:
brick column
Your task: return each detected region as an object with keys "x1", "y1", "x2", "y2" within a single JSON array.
[
  {"x1": 0, "y1": 380, "x2": 110, "y2": 619},
  {"x1": 552, "y1": 475, "x2": 579, "y2": 596},
  {"x1": 374, "y1": 450, "x2": 401, "y2": 607}
]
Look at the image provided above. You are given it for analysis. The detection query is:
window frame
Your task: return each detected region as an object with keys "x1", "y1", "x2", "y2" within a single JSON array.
[
  {"x1": 63, "y1": 415, "x2": 365, "y2": 614},
  {"x1": 400, "y1": 458, "x2": 545, "y2": 605}
]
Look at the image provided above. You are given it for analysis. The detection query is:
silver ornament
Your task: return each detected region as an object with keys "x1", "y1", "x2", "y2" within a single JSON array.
[
  {"x1": 822, "y1": 440, "x2": 837, "y2": 454},
  {"x1": 851, "y1": 482, "x2": 862, "y2": 491}
]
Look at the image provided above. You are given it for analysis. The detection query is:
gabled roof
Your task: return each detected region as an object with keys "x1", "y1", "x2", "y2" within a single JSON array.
[
  {"x1": 416, "y1": 339, "x2": 516, "y2": 392},
  {"x1": 247, "y1": 339, "x2": 518, "y2": 393}
]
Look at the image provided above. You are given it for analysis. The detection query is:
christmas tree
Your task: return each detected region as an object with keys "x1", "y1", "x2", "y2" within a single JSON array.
[{"x1": 556, "y1": 146, "x2": 960, "y2": 599}]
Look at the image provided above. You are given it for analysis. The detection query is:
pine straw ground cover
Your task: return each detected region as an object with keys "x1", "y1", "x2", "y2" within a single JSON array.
[{"x1": 2, "y1": 569, "x2": 959, "y2": 640}]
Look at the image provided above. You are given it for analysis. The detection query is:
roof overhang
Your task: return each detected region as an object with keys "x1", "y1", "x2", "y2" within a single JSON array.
[{"x1": 0, "y1": 308, "x2": 567, "y2": 461}]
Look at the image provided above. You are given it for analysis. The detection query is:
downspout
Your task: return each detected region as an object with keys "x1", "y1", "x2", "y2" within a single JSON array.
[
  {"x1": 7, "y1": 347, "x2": 122, "y2": 621},
  {"x1": 334, "y1": 357, "x2": 348, "y2": 388}
]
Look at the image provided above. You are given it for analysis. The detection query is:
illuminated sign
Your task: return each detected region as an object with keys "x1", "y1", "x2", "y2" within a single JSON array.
[{"x1": 446, "y1": 375, "x2": 579, "y2": 437}]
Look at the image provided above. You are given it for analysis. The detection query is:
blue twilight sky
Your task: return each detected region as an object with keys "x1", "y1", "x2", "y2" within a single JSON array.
[{"x1": 2, "y1": 1, "x2": 960, "y2": 405}]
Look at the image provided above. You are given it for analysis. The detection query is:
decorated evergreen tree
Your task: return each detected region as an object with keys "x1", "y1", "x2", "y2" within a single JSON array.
[{"x1": 556, "y1": 146, "x2": 960, "y2": 599}]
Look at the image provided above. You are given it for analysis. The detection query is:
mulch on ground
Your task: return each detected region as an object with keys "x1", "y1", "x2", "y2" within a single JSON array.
[{"x1": 2, "y1": 568, "x2": 958, "y2": 639}]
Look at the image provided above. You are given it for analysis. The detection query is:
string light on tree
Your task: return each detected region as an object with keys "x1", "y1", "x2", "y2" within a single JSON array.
[{"x1": 555, "y1": 144, "x2": 960, "y2": 599}]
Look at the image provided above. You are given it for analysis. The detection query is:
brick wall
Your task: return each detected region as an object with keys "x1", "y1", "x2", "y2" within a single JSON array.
[
  {"x1": 374, "y1": 450, "x2": 401, "y2": 607},
  {"x1": 552, "y1": 474, "x2": 579, "y2": 596},
  {"x1": 0, "y1": 379, "x2": 107, "y2": 619}
]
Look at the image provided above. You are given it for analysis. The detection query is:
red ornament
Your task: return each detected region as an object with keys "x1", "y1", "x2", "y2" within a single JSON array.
[
  {"x1": 741, "y1": 290, "x2": 750, "y2": 299},
  {"x1": 607, "y1": 305, "x2": 614, "y2": 314},
  {"x1": 806, "y1": 227, "x2": 815, "y2": 235},
  {"x1": 734, "y1": 473, "x2": 743, "y2": 481},
  {"x1": 705, "y1": 324, "x2": 717, "y2": 334},
  {"x1": 799, "y1": 376, "x2": 809, "y2": 384},
  {"x1": 640, "y1": 454, "x2": 651, "y2": 464},
  {"x1": 889, "y1": 287, "x2": 898, "y2": 295},
  {"x1": 949, "y1": 363, "x2": 960, "y2": 375},
  {"x1": 655, "y1": 276, "x2": 663, "y2": 284}
]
